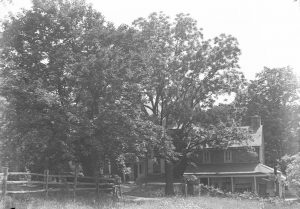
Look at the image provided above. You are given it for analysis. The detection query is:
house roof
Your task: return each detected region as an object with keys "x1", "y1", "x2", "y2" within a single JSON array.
[
  {"x1": 184, "y1": 163, "x2": 280, "y2": 176},
  {"x1": 228, "y1": 125, "x2": 263, "y2": 147}
]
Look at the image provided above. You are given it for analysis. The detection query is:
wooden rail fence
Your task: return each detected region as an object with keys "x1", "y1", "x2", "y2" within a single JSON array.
[{"x1": 0, "y1": 167, "x2": 122, "y2": 200}]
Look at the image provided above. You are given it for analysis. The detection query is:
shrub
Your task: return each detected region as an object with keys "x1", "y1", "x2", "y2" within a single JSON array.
[{"x1": 285, "y1": 153, "x2": 300, "y2": 197}]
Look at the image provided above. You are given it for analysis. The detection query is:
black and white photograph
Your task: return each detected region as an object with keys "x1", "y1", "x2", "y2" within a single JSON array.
[{"x1": 0, "y1": 0, "x2": 300, "y2": 208}]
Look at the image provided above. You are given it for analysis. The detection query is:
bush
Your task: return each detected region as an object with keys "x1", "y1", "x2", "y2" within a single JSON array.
[
  {"x1": 199, "y1": 185, "x2": 226, "y2": 197},
  {"x1": 285, "y1": 153, "x2": 300, "y2": 197}
]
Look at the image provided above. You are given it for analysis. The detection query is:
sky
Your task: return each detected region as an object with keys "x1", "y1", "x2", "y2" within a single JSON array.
[{"x1": 1, "y1": 0, "x2": 300, "y2": 80}]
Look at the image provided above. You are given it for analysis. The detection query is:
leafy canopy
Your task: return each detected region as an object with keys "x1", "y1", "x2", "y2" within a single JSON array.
[
  {"x1": 0, "y1": 0, "x2": 159, "y2": 173},
  {"x1": 236, "y1": 67, "x2": 300, "y2": 166}
]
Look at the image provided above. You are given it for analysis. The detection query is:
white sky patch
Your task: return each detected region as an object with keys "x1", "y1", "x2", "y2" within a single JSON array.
[
  {"x1": 1, "y1": 0, "x2": 300, "y2": 81},
  {"x1": 215, "y1": 93, "x2": 236, "y2": 105}
]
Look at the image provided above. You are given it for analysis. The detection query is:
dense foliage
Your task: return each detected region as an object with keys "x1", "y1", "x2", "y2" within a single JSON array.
[
  {"x1": 235, "y1": 67, "x2": 300, "y2": 166},
  {"x1": 0, "y1": 0, "x2": 162, "y2": 174},
  {"x1": 284, "y1": 153, "x2": 300, "y2": 197},
  {"x1": 120, "y1": 12, "x2": 249, "y2": 194}
]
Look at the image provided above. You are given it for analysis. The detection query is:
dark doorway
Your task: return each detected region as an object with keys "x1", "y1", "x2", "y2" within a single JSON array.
[
  {"x1": 258, "y1": 183, "x2": 267, "y2": 197},
  {"x1": 200, "y1": 178, "x2": 208, "y2": 186}
]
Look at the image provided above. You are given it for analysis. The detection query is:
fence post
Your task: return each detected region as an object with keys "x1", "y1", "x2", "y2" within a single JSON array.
[
  {"x1": 119, "y1": 183, "x2": 122, "y2": 198},
  {"x1": 122, "y1": 171, "x2": 126, "y2": 183},
  {"x1": 95, "y1": 172, "x2": 99, "y2": 198},
  {"x1": 44, "y1": 169, "x2": 49, "y2": 198},
  {"x1": 43, "y1": 170, "x2": 46, "y2": 190},
  {"x1": 73, "y1": 164, "x2": 78, "y2": 201},
  {"x1": 115, "y1": 176, "x2": 122, "y2": 199},
  {"x1": 2, "y1": 167, "x2": 8, "y2": 198},
  {"x1": 184, "y1": 182, "x2": 187, "y2": 197}
]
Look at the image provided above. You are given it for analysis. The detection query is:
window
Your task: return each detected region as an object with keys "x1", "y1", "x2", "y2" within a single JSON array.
[
  {"x1": 203, "y1": 150, "x2": 211, "y2": 163},
  {"x1": 224, "y1": 150, "x2": 232, "y2": 163}
]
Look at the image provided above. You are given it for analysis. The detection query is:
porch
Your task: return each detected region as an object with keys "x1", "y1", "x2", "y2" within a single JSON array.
[
  {"x1": 197, "y1": 175, "x2": 277, "y2": 196},
  {"x1": 184, "y1": 163, "x2": 285, "y2": 197}
]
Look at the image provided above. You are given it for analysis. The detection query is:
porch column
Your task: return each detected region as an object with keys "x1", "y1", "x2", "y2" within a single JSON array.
[
  {"x1": 208, "y1": 177, "x2": 210, "y2": 186},
  {"x1": 231, "y1": 177, "x2": 234, "y2": 192},
  {"x1": 254, "y1": 176, "x2": 257, "y2": 194},
  {"x1": 278, "y1": 174, "x2": 282, "y2": 198}
]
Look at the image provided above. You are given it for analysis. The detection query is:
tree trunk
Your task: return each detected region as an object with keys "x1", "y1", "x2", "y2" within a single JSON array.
[
  {"x1": 173, "y1": 156, "x2": 188, "y2": 179},
  {"x1": 79, "y1": 149, "x2": 99, "y2": 177},
  {"x1": 80, "y1": 154, "x2": 95, "y2": 176},
  {"x1": 165, "y1": 160, "x2": 175, "y2": 196}
]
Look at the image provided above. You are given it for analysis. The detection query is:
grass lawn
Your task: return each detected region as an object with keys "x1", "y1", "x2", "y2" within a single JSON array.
[{"x1": 1, "y1": 192, "x2": 299, "y2": 209}]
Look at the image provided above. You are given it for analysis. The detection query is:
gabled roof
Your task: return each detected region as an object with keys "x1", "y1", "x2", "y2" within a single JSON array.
[
  {"x1": 184, "y1": 163, "x2": 280, "y2": 176},
  {"x1": 228, "y1": 125, "x2": 263, "y2": 147}
]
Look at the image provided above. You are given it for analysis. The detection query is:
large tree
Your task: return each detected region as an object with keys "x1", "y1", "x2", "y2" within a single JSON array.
[
  {"x1": 130, "y1": 12, "x2": 248, "y2": 195},
  {"x1": 0, "y1": 0, "x2": 159, "y2": 175},
  {"x1": 0, "y1": 1, "x2": 250, "y2": 194},
  {"x1": 236, "y1": 67, "x2": 300, "y2": 167}
]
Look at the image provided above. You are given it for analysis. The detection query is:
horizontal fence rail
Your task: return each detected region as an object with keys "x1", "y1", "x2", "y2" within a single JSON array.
[{"x1": 0, "y1": 167, "x2": 122, "y2": 200}]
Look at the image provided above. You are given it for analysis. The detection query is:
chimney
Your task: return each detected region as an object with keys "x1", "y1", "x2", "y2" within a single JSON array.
[{"x1": 250, "y1": 115, "x2": 261, "y2": 132}]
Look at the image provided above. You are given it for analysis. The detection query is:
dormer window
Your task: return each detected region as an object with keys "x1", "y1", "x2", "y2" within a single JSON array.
[
  {"x1": 224, "y1": 150, "x2": 232, "y2": 163},
  {"x1": 203, "y1": 150, "x2": 211, "y2": 164}
]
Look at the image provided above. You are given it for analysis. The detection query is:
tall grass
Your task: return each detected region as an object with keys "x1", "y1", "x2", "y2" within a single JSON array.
[{"x1": 0, "y1": 192, "x2": 299, "y2": 209}]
